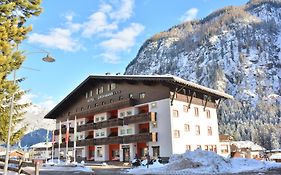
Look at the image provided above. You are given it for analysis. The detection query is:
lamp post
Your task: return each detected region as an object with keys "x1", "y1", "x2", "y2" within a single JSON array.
[{"x1": 3, "y1": 52, "x2": 55, "y2": 175}]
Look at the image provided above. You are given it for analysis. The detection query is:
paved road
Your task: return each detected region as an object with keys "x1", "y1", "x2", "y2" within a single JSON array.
[{"x1": 39, "y1": 167, "x2": 281, "y2": 175}]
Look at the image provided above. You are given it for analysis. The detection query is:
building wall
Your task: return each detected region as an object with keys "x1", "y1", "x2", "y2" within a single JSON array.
[
  {"x1": 146, "y1": 99, "x2": 173, "y2": 158},
  {"x1": 170, "y1": 99, "x2": 220, "y2": 154}
]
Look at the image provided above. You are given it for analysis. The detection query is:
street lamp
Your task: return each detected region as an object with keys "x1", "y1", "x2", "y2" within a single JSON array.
[{"x1": 3, "y1": 52, "x2": 55, "y2": 175}]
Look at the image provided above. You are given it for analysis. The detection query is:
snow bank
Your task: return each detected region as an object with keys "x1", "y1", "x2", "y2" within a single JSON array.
[{"x1": 127, "y1": 149, "x2": 281, "y2": 174}]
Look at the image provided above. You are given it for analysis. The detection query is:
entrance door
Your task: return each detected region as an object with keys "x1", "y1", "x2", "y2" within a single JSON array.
[{"x1": 123, "y1": 148, "x2": 130, "y2": 162}]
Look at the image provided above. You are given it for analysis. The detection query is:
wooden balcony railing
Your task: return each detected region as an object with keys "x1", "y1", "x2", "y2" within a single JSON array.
[
  {"x1": 76, "y1": 139, "x2": 94, "y2": 146},
  {"x1": 53, "y1": 132, "x2": 157, "y2": 147},
  {"x1": 54, "y1": 127, "x2": 74, "y2": 135},
  {"x1": 77, "y1": 123, "x2": 95, "y2": 132},
  {"x1": 123, "y1": 132, "x2": 157, "y2": 143},
  {"x1": 94, "y1": 136, "x2": 123, "y2": 145},
  {"x1": 95, "y1": 118, "x2": 123, "y2": 129},
  {"x1": 123, "y1": 112, "x2": 156, "y2": 125}
]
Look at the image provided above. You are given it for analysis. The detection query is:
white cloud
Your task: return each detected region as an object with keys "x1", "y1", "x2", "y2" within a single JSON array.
[
  {"x1": 180, "y1": 8, "x2": 199, "y2": 22},
  {"x1": 82, "y1": 11, "x2": 118, "y2": 38},
  {"x1": 100, "y1": 23, "x2": 144, "y2": 51},
  {"x1": 100, "y1": 23, "x2": 144, "y2": 63},
  {"x1": 28, "y1": 28, "x2": 81, "y2": 52},
  {"x1": 109, "y1": 0, "x2": 134, "y2": 21}
]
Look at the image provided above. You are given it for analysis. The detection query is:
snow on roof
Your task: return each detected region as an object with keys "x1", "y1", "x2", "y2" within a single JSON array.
[
  {"x1": 91, "y1": 74, "x2": 233, "y2": 99},
  {"x1": 30, "y1": 142, "x2": 52, "y2": 149},
  {"x1": 270, "y1": 153, "x2": 281, "y2": 160},
  {"x1": 231, "y1": 141, "x2": 265, "y2": 151}
]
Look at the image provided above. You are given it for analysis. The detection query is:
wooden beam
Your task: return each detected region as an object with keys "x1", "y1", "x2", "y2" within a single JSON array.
[
  {"x1": 203, "y1": 96, "x2": 209, "y2": 111},
  {"x1": 187, "y1": 91, "x2": 195, "y2": 109},
  {"x1": 170, "y1": 88, "x2": 178, "y2": 106}
]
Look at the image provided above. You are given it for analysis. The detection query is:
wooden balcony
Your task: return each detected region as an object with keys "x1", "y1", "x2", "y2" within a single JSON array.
[
  {"x1": 77, "y1": 123, "x2": 95, "y2": 132},
  {"x1": 76, "y1": 139, "x2": 94, "y2": 146},
  {"x1": 54, "y1": 141, "x2": 74, "y2": 148},
  {"x1": 123, "y1": 112, "x2": 156, "y2": 125},
  {"x1": 75, "y1": 98, "x2": 137, "y2": 117},
  {"x1": 54, "y1": 127, "x2": 74, "y2": 135},
  {"x1": 94, "y1": 136, "x2": 123, "y2": 145},
  {"x1": 54, "y1": 132, "x2": 157, "y2": 147},
  {"x1": 95, "y1": 118, "x2": 123, "y2": 129},
  {"x1": 123, "y1": 132, "x2": 157, "y2": 144}
]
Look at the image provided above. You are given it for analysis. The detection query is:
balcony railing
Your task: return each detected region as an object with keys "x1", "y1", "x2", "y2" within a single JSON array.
[
  {"x1": 94, "y1": 136, "x2": 123, "y2": 145},
  {"x1": 54, "y1": 127, "x2": 74, "y2": 135},
  {"x1": 76, "y1": 139, "x2": 94, "y2": 146},
  {"x1": 95, "y1": 118, "x2": 123, "y2": 129},
  {"x1": 53, "y1": 132, "x2": 157, "y2": 147},
  {"x1": 123, "y1": 112, "x2": 156, "y2": 125},
  {"x1": 77, "y1": 123, "x2": 95, "y2": 132},
  {"x1": 123, "y1": 132, "x2": 157, "y2": 143}
]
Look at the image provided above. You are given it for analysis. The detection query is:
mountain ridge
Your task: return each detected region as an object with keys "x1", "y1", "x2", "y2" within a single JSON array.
[{"x1": 125, "y1": 0, "x2": 281, "y2": 149}]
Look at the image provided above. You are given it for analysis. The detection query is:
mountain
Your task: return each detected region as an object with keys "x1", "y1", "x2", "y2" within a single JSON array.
[{"x1": 125, "y1": 0, "x2": 281, "y2": 149}]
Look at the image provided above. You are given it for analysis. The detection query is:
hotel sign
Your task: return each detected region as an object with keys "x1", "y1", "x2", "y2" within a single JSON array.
[{"x1": 87, "y1": 90, "x2": 121, "y2": 103}]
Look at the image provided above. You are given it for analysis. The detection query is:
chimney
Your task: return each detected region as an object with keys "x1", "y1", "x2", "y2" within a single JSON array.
[
  {"x1": 116, "y1": 72, "x2": 121, "y2": 75},
  {"x1": 105, "y1": 72, "x2": 111, "y2": 75}
]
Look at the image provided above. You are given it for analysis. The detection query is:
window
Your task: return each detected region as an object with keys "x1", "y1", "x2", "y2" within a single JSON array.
[
  {"x1": 90, "y1": 90, "x2": 93, "y2": 97},
  {"x1": 100, "y1": 131, "x2": 105, "y2": 136},
  {"x1": 102, "y1": 101, "x2": 105, "y2": 105},
  {"x1": 183, "y1": 105, "x2": 188, "y2": 112},
  {"x1": 100, "y1": 116, "x2": 105, "y2": 121},
  {"x1": 173, "y1": 110, "x2": 179, "y2": 117},
  {"x1": 184, "y1": 124, "x2": 190, "y2": 132},
  {"x1": 173, "y1": 130, "x2": 180, "y2": 138},
  {"x1": 108, "y1": 83, "x2": 116, "y2": 91},
  {"x1": 86, "y1": 92, "x2": 88, "y2": 99},
  {"x1": 110, "y1": 99, "x2": 113, "y2": 103},
  {"x1": 97, "y1": 147, "x2": 103, "y2": 157},
  {"x1": 120, "y1": 112, "x2": 125, "y2": 118},
  {"x1": 129, "y1": 93, "x2": 133, "y2": 98},
  {"x1": 95, "y1": 117, "x2": 100, "y2": 122},
  {"x1": 139, "y1": 92, "x2": 146, "y2": 99},
  {"x1": 81, "y1": 107, "x2": 84, "y2": 111},
  {"x1": 204, "y1": 145, "x2": 208, "y2": 151},
  {"x1": 126, "y1": 111, "x2": 132, "y2": 116},
  {"x1": 79, "y1": 134, "x2": 84, "y2": 140},
  {"x1": 119, "y1": 96, "x2": 123, "y2": 100},
  {"x1": 197, "y1": 145, "x2": 201, "y2": 149},
  {"x1": 195, "y1": 125, "x2": 200, "y2": 135},
  {"x1": 96, "y1": 86, "x2": 104, "y2": 94},
  {"x1": 206, "y1": 109, "x2": 211, "y2": 118},
  {"x1": 95, "y1": 132, "x2": 100, "y2": 137},
  {"x1": 186, "y1": 145, "x2": 191, "y2": 151},
  {"x1": 221, "y1": 145, "x2": 229, "y2": 154},
  {"x1": 80, "y1": 121, "x2": 84, "y2": 125},
  {"x1": 207, "y1": 126, "x2": 212, "y2": 136},
  {"x1": 127, "y1": 128, "x2": 133, "y2": 134},
  {"x1": 194, "y1": 107, "x2": 199, "y2": 117},
  {"x1": 120, "y1": 129, "x2": 126, "y2": 135},
  {"x1": 152, "y1": 146, "x2": 160, "y2": 158}
]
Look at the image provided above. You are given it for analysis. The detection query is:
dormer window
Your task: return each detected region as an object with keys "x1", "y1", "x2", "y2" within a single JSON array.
[
  {"x1": 108, "y1": 83, "x2": 116, "y2": 91},
  {"x1": 96, "y1": 86, "x2": 104, "y2": 94}
]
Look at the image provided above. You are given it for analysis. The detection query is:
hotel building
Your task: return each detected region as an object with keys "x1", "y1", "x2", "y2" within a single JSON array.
[{"x1": 44, "y1": 75, "x2": 232, "y2": 162}]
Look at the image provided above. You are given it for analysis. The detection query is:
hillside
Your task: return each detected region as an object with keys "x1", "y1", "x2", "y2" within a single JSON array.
[{"x1": 125, "y1": 0, "x2": 281, "y2": 149}]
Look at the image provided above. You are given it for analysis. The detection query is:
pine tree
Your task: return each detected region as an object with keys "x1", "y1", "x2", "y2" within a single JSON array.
[{"x1": 0, "y1": 0, "x2": 42, "y2": 144}]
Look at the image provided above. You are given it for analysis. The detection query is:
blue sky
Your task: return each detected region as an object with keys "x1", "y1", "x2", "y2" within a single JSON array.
[{"x1": 18, "y1": 0, "x2": 248, "y2": 110}]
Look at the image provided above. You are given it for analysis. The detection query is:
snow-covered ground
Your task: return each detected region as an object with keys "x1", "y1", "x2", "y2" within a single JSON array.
[{"x1": 127, "y1": 150, "x2": 281, "y2": 174}]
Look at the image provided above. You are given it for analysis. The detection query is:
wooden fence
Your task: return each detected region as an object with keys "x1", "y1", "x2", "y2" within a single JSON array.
[{"x1": 0, "y1": 157, "x2": 40, "y2": 175}]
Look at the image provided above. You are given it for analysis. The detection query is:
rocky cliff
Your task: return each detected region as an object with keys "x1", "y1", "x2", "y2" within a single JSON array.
[{"x1": 125, "y1": 0, "x2": 281, "y2": 149}]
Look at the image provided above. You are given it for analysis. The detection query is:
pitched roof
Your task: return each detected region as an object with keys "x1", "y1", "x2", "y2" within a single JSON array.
[{"x1": 44, "y1": 74, "x2": 233, "y2": 119}]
